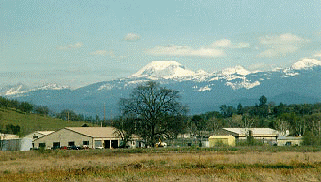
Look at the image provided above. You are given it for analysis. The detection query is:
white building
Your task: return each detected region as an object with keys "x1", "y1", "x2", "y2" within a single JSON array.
[{"x1": 21, "y1": 131, "x2": 55, "y2": 151}]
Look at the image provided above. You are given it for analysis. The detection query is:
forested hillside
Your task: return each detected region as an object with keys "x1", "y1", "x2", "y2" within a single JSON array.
[{"x1": 189, "y1": 96, "x2": 321, "y2": 145}]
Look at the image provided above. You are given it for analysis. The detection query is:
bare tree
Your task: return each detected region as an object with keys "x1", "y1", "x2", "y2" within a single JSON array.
[{"x1": 119, "y1": 81, "x2": 187, "y2": 147}]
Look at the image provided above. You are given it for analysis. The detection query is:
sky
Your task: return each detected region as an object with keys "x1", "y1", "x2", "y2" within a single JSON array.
[{"x1": 1, "y1": 0, "x2": 321, "y2": 88}]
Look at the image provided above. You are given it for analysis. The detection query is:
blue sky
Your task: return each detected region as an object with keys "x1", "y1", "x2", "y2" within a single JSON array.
[{"x1": 1, "y1": 0, "x2": 321, "y2": 88}]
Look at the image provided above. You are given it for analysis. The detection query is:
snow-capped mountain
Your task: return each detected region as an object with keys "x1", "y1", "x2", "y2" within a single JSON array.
[
  {"x1": 291, "y1": 59, "x2": 321, "y2": 70},
  {"x1": 2, "y1": 59, "x2": 321, "y2": 117},
  {"x1": 132, "y1": 61, "x2": 197, "y2": 79}
]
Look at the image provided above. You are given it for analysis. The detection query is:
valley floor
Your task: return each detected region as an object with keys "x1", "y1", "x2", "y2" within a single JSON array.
[{"x1": 1, "y1": 147, "x2": 321, "y2": 181}]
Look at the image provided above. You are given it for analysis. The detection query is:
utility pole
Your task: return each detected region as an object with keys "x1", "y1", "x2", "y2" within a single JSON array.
[{"x1": 102, "y1": 103, "x2": 105, "y2": 127}]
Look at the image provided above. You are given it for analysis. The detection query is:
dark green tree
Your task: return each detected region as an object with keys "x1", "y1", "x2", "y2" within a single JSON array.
[
  {"x1": 19, "y1": 102, "x2": 34, "y2": 113},
  {"x1": 119, "y1": 81, "x2": 187, "y2": 147},
  {"x1": 56, "y1": 109, "x2": 79, "y2": 121},
  {"x1": 237, "y1": 103, "x2": 244, "y2": 115},
  {"x1": 191, "y1": 115, "x2": 206, "y2": 137},
  {"x1": 5, "y1": 124, "x2": 20, "y2": 135},
  {"x1": 259, "y1": 95, "x2": 267, "y2": 106},
  {"x1": 34, "y1": 106, "x2": 49, "y2": 116}
]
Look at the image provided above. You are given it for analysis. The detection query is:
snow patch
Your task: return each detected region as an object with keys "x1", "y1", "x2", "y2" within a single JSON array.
[
  {"x1": 5, "y1": 85, "x2": 26, "y2": 96},
  {"x1": 198, "y1": 85, "x2": 212, "y2": 92},
  {"x1": 225, "y1": 80, "x2": 260, "y2": 90},
  {"x1": 291, "y1": 59, "x2": 321, "y2": 70},
  {"x1": 98, "y1": 84, "x2": 115, "y2": 91},
  {"x1": 221, "y1": 65, "x2": 251, "y2": 76}
]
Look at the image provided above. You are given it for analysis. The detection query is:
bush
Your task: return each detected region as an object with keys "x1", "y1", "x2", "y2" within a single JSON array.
[{"x1": 303, "y1": 131, "x2": 321, "y2": 146}]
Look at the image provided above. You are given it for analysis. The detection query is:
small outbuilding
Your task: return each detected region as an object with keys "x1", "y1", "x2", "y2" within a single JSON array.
[
  {"x1": 0, "y1": 133, "x2": 20, "y2": 151},
  {"x1": 209, "y1": 136, "x2": 235, "y2": 147},
  {"x1": 33, "y1": 127, "x2": 140, "y2": 149},
  {"x1": 24, "y1": 131, "x2": 55, "y2": 141},
  {"x1": 277, "y1": 136, "x2": 303, "y2": 146},
  {"x1": 21, "y1": 131, "x2": 55, "y2": 151}
]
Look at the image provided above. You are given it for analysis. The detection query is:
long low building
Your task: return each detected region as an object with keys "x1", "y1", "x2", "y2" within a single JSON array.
[
  {"x1": 33, "y1": 127, "x2": 140, "y2": 149},
  {"x1": 216, "y1": 128, "x2": 280, "y2": 141}
]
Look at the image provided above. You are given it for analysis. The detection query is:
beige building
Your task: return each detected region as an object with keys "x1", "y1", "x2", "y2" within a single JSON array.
[
  {"x1": 216, "y1": 128, "x2": 280, "y2": 141},
  {"x1": 209, "y1": 136, "x2": 235, "y2": 147},
  {"x1": 33, "y1": 127, "x2": 140, "y2": 149},
  {"x1": 277, "y1": 136, "x2": 303, "y2": 146}
]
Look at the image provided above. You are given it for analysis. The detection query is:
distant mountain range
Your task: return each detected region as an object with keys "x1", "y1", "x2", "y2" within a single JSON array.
[{"x1": 2, "y1": 59, "x2": 321, "y2": 117}]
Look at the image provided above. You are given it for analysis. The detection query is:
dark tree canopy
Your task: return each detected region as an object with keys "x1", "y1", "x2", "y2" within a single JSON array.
[{"x1": 119, "y1": 81, "x2": 187, "y2": 147}]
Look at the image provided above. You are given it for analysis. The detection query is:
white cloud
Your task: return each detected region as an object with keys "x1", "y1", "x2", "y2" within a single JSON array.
[
  {"x1": 211, "y1": 39, "x2": 250, "y2": 48},
  {"x1": 90, "y1": 50, "x2": 114, "y2": 57},
  {"x1": 57, "y1": 42, "x2": 83, "y2": 50},
  {"x1": 260, "y1": 33, "x2": 307, "y2": 45},
  {"x1": 123, "y1": 33, "x2": 141, "y2": 42},
  {"x1": 146, "y1": 45, "x2": 225, "y2": 58},
  {"x1": 145, "y1": 39, "x2": 249, "y2": 58},
  {"x1": 258, "y1": 33, "x2": 309, "y2": 58},
  {"x1": 314, "y1": 51, "x2": 321, "y2": 57},
  {"x1": 258, "y1": 45, "x2": 299, "y2": 58}
]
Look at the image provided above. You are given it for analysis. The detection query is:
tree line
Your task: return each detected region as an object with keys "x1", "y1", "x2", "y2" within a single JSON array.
[{"x1": 2, "y1": 83, "x2": 321, "y2": 146}]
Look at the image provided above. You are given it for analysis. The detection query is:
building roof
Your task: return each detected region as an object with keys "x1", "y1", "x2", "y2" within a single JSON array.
[
  {"x1": 223, "y1": 128, "x2": 279, "y2": 137},
  {"x1": 209, "y1": 136, "x2": 235, "y2": 139},
  {"x1": 0, "y1": 133, "x2": 19, "y2": 140},
  {"x1": 37, "y1": 131, "x2": 55, "y2": 136},
  {"x1": 65, "y1": 127, "x2": 139, "y2": 138},
  {"x1": 277, "y1": 136, "x2": 303, "y2": 140}
]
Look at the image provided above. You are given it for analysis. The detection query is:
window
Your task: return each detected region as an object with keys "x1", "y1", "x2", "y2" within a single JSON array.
[
  {"x1": 83, "y1": 141, "x2": 89, "y2": 145},
  {"x1": 285, "y1": 141, "x2": 292, "y2": 146},
  {"x1": 39, "y1": 143, "x2": 46, "y2": 148},
  {"x1": 95, "y1": 140, "x2": 102, "y2": 148},
  {"x1": 68, "y1": 141, "x2": 75, "y2": 146},
  {"x1": 53, "y1": 142, "x2": 60, "y2": 149}
]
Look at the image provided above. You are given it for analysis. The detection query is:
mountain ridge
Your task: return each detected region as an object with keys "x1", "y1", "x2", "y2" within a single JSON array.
[{"x1": 2, "y1": 58, "x2": 321, "y2": 117}]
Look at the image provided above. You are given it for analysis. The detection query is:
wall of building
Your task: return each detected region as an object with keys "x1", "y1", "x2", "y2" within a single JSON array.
[
  {"x1": 0, "y1": 139, "x2": 21, "y2": 151},
  {"x1": 33, "y1": 128, "x2": 92, "y2": 149},
  {"x1": 209, "y1": 136, "x2": 235, "y2": 147},
  {"x1": 277, "y1": 139, "x2": 302, "y2": 146}
]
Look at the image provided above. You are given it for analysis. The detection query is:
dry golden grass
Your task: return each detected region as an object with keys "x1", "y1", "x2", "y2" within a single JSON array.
[{"x1": 1, "y1": 149, "x2": 321, "y2": 181}]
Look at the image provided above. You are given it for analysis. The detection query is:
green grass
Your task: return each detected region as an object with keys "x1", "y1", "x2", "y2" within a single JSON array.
[{"x1": 0, "y1": 107, "x2": 94, "y2": 136}]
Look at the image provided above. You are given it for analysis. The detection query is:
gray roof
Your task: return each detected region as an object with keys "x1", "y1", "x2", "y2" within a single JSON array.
[
  {"x1": 277, "y1": 136, "x2": 303, "y2": 140},
  {"x1": 223, "y1": 128, "x2": 279, "y2": 136}
]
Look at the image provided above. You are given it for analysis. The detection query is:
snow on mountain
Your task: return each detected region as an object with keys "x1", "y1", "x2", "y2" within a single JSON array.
[
  {"x1": 131, "y1": 61, "x2": 196, "y2": 79},
  {"x1": 2, "y1": 83, "x2": 69, "y2": 96},
  {"x1": 220, "y1": 65, "x2": 251, "y2": 76},
  {"x1": 291, "y1": 59, "x2": 321, "y2": 70},
  {"x1": 32, "y1": 84, "x2": 69, "y2": 91},
  {"x1": 5, "y1": 84, "x2": 27, "y2": 96},
  {"x1": 225, "y1": 80, "x2": 261, "y2": 90}
]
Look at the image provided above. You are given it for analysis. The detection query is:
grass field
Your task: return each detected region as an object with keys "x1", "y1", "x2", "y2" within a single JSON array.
[
  {"x1": 0, "y1": 108, "x2": 93, "y2": 136},
  {"x1": 1, "y1": 147, "x2": 321, "y2": 181}
]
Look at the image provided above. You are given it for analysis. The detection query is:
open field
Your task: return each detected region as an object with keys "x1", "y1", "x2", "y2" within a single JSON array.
[{"x1": 1, "y1": 147, "x2": 321, "y2": 181}]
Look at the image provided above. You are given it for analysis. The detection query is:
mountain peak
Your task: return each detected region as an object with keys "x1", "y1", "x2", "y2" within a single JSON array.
[
  {"x1": 291, "y1": 59, "x2": 321, "y2": 70},
  {"x1": 220, "y1": 65, "x2": 251, "y2": 76},
  {"x1": 131, "y1": 61, "x2": 195, "y2": 78}
]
